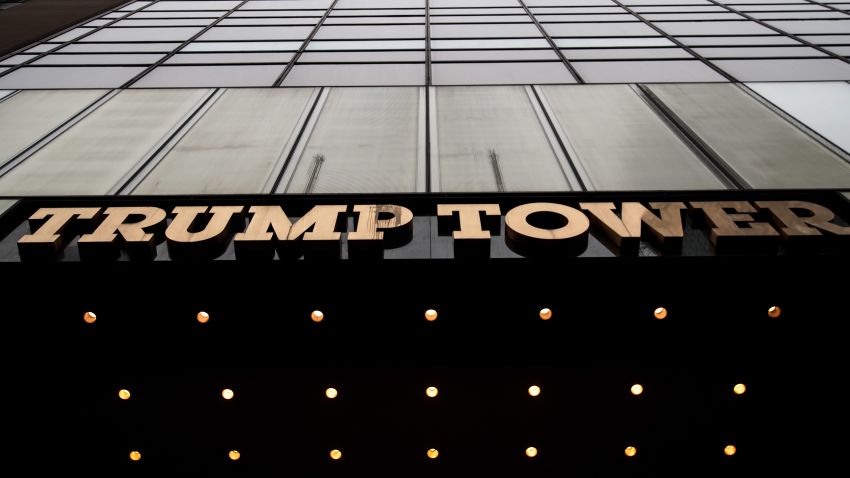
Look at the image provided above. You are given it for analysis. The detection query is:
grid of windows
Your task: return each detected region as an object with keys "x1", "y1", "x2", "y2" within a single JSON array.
[
  {"x1": 1, "y1": 82, "x2": 848, "y2": 195},
  {"x1": 1, "y1": 0, "x2": 849, "y2": 87}
]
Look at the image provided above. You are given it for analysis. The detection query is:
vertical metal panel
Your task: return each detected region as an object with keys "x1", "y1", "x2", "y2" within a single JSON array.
[
  {"x1": 647, "y1": 83, "x2": 850, "y2": 189},
  {"x1": 283, "y1": 87, "x2": 421, "y2": 193},
  {"x1": 435, "y1": 85, "x2": 571, "y2": 192},
  {"x1": 539, "y1": 84, "x2": 726, "y2": 190},
  {"x1": 0, "y1": 90, "x2": 106, "y2": 164},
  {"x1": 133, "y1": 88, "x2": 316, "y2": 194},
  {"x1": 747, "y1": 81, "x2": 850, "y2": 155},
  {"x1": 0, "y1": 89, "x2": 210, "y2": 195}
]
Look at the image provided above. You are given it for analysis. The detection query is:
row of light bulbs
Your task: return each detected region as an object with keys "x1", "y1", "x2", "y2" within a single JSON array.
[
  {"x1": 81, "y1": 305, "x2": 782, "y2": 325},
  {"x1": 114, "y1": 382, "x2": 748, "y2": 402},
  {"x1": 125, "y1": 443, "x2": 740, "y2": 463}
]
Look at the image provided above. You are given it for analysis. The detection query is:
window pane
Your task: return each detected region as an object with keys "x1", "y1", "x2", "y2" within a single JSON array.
[
  {"x1": 563, "y1": 48, "x2": 693, "y2": 60},
  {"x1": 148, "y1": 1, "x2": 240, "y2": 10},
  {"x1": 0, "y1": 89, "x2": 210, "y2": 195},
  {"x1": 135, "y1": 88, "x2": 315, "y2": 194},
  {"x1": 87, "y1": 27, "x2": 205, "y2": 42},
  {"x1": 58, "y1": 43, "x2": 182, "y2": 53},
  {"x1": 432, "y1": 49, "x2": 558, "y2": 61},
  {"x1": 199, "y1": 26, "x2": 314, "y2": 41},
  {"x1": 133, "y1": 65, "x2": 287, "y2": 87},
  {"x1": 555, "y1": 37, "x2": 674, "y2": 48},
  {"x1": 540, "y1": 84, "x2": 725, "y2": 190},
  {"x1": 315, "y1": 25, "x2": 425, "y2": 39},
  {"x1": 694, "y1": 46, "x2": 827, "y2": 58},
  {"x1": 307, "y1": 40, "x2": 425, "y2": 50},
  {"x1": 282, "y1": 63, "x2": 425, "y2": 86},
  {"x1": 283, "y1": 87, "x2": 420, "y2": 193},
  {"x1": 0, "y1": 199, "x2": 16, "y2": 217},
  {"x1": 656, "y1": 21, "x2": 775, "y2": 36},
  {"x1": 712, "y1": 59, "x2": 850, "y2": 81},
  {"x1": 0, "y1": 66, "x2": 147, "y2": 89},
  {"x1": 747, "y1": 81, "x2": 850, "y2": 154},
  {"x1": 299, "y1": 51, "x2": 425, "y2": 62},
  {"x1": 183, "y1": 41, "x2": 303, "y2": 52},
  {"x1": 432, "y1": 38, "x2": 550, "y2": 49},
  {"x1": 679, "y1": 35, "x2": 801, "y2": 46},
  {"x1": 436, "y1": 86, "x2": 571, "y2": 192},
  {"x1": 432, "y1": 62, "x2": 575, "y2": 85},
  {"x1": 0, "y1": 90, "x2": 106, "y2": 163},
  {"x1": 573, "y1": 60, "x2": 726, "y2": 83},
  {"x1": 766, "y1": 20, "x2": 850, "y2": 34},
  {"x1": 647, "y1": 83, "x2": 850, "y2": 188},
  {"x1": 32, "y1": 54, "x2": 166, "y2": 65},
  {"x1": 543, "y1": 22, "x2": 658, "y2": 37}
]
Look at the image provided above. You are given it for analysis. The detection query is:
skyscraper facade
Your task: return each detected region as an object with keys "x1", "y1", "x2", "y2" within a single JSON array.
[{"x1": 0, "y1": 0, "x2": 848, "y2": 475}]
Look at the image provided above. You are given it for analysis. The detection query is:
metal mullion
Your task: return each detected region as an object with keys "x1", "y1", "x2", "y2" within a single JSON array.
[
  {"x1": 705, "y1": 0, "x2": 850, "y2": 65},
  {"x1": 120, "y1": 1, "x2": 252, "y2": 88},
  {"x1": 426, "y1": 0, "x2": 432, "y2": 86},
  {"x1": 273, "y1": 0, "x2": 343, "y2": 87},
  {"x1": 608, "y1": 0, "x2": 739, "y2": 82},
  {"x1": 527, "y1": 85, "x2": 586, "y2": 192},
  {"x1": 0, "y1": 0, "x2": 161, "y2": 76},
  {"x1": 517, "y1": 0, "x2": 585, "y2": 83}
]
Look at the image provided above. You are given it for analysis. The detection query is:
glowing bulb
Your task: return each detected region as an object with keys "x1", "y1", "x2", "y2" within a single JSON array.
[
  {"x1": 426, "y1": 386, "x2": 438, "y2": 398},
  {"x1": 539, "y1": 308, "x2": 552, "y2": 320},
  {"x1": 653, "y1": 307, "x2": 667, "y2": 320},
  {"x1": 83, "y1": 312, "x2": 97, "y2": 324},
  {"x1": 325, "y1": 387, "x2": 338, "y2": 399},
  {"x1": 222, "y1": 388, "x2": 234, "y2": 400},
  {"x1": 768, "y1": 306, "x2": 781, "y2": 318},
  {"x1": 525, "y1": 446, "x2": 538, "y2": 458},
  {"x1": 427, "y1": 448, "x2": 439, "y2": 459},
  {"x1": 630, "y1": 384, "x2": 644, "y2": 396},
  {"x1": 311, "y1": 310, "x2": 324, "y2": 323},
  {"x1": 425, "y1": 309, "x2": 438, "y2": 322},
  {"x1": 129, "y1": 451, "x2": 141, "y2": 461},
  {"x1": 528, "y1": 385, "x2": 541, "y2": 397},
  {"x1": 724, "y1": 445, "x2": 736, "y2": 456},
  {"x1": 228, "y1": 450, "x2": 240, "y2": 461},
  {"x1": 118, "y1": 389, "x2": 131, "y2": 400},
  {"x1": 733, "y1": 383, "x2": 746, "y2": 395},
  {"x1": 197, "y1": 311, "x2": 209, "y2": 323},
  {"x1": 330, "y1": 449, "x2": 342, "y2": 460},
  {"x1": 625, "y1": 446, "x2": 637, "y2": 457}
]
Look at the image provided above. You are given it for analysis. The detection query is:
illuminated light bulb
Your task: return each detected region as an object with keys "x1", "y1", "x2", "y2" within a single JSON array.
[
  {"x1": 425, "y1": 309, "x2": 438, "y2": 322},
  {"x1": 630, "y1": 384, "x2": 644, "y2": 396},
  {"x1": 653, "y1": 307, "x2": 667, "y2": 320},
  {"x1": 118, "y1": 389, "x2": 131, "y2": 400},
  {"x1": 197, "y1": 311, "x2": 209, "y2": 324},
  {"x1": 528, "y1": 385, "x2": 541, "y2": 397},
  {"x1": 325, "y1": 387, "x2": 338, "y2": 399},
  {"x1": 539, "y1": 308, "x2": 552, "y2": 320},
  {"x1": 228, "y1": 450, "x2": 240, "y2": 461},
  {"x1": 83, "y1": 312, "x2": 97, "y2": 324},
  {"x1": 733, "y1": 383, "x2": 746, "y2": 395},
  {"x1": 625, "y1": 446, "x2": 637, "y2": 457},
  {"x1": 129, "y1": 451, "x2": 141, "y2": 461},
  {"x1": 222, "y1": 388, "x2": 234, "y2": 400},
  {"x1": 525, "y1": 447, "x2": 538, "y2": 458},
  {"x1": 426, "y1": 386, "x2": 438, "y2": 398},
  {"x1": 427, "y1": 448, "x2": 439, "y2": 459},
  {"x1": 311, "y1": 310, "x2": 324, "y2": 323},
  {"x1": 768, "y1": 306, "x2": 781, "y2": 319},
  {"x1": 330, "y1": 449, "x2": 342, "y2": 460},
  {"x1": 724, "y1": 445, "x2": 737, "y2": 456}
]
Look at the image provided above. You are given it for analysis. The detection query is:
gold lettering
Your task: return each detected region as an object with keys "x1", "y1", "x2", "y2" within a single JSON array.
[
  {"x1": 505, "y1": 202, "x2": 590, "y2": 257},
  {"x1": 436, "y1": 204, "x2": 501, "y2": 240},
  {"x1": 756, "y1": 201, "x2": 850, "y2": 237},
  {"x1": 283, "y1": 205, "x2": 347, "y2": 259},
  {"x1": 18, "y1": 207, "x2": 100, "y2": 261},
  {"x1": 233, "y1": 206, "x2": 293, "y2": 260},
  {"x1": 437, "y1": 204, "x2": 501, "y2": 258},
  {"x1": 580, "y1": 202, "x2": 686, "y2": 253},
  {"x1": 348, "y1": 204, "x2": 413, "y2": 259},
  {"x1": 78, "y1": 207, "x2": 167, "y2": 260},
  {"x1": 690, "y1": 201, "x2": 778, "y2": 253},
  {"x1": 166, "y1": 206, "x2": 244, "y2": 260}
]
